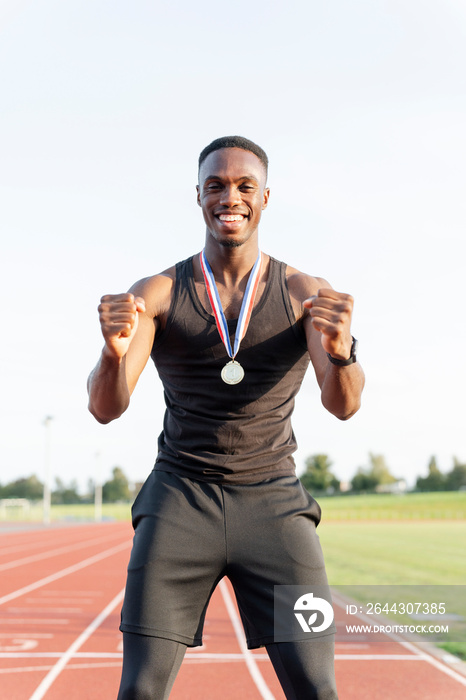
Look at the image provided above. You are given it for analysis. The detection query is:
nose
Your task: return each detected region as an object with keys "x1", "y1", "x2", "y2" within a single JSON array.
[{"x1": 219, "y1": 184, "x2": 242, "y2": 207}]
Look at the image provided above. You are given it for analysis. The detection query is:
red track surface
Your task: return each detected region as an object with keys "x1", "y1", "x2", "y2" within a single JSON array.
[{"x1": 1, "y1": 522, "x2": 465, "y2": 699}]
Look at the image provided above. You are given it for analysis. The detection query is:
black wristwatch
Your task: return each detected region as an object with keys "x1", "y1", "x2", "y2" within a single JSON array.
[{"x1": 327, "y1": 337, "x2": 358, "y2": 366}]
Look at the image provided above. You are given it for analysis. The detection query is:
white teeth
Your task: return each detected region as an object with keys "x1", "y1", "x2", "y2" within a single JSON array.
[{"x1": 219, "y1": 215, "x2": 243, "y2": 221}]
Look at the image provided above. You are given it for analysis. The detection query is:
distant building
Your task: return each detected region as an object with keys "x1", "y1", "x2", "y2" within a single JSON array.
[{"x1": 375, "y1": 479, "x2": 407, "y2": 494}]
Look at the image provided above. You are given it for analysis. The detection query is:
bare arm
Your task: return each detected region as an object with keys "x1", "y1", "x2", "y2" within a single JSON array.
[
  {"x1": 288, "y1": 271, "x2": 365, "y2": 420},
  {"x1": 87, "y1": 273, "x2": 174, "y2": 424}
]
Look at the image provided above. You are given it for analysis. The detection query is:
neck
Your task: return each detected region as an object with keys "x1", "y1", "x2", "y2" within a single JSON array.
[{"x1": 203, "y1": 238, "x2": 260, "y2": 285}]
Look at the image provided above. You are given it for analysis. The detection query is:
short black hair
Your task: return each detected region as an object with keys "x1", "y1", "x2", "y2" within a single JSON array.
[{"x1": 198, "y1": 136, "x2": 268, "y2": 175}]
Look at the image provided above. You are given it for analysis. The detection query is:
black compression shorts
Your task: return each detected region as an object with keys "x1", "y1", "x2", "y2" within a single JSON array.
[{"x1": 120, "y1": 470, "x2": 332, "y2": 649}]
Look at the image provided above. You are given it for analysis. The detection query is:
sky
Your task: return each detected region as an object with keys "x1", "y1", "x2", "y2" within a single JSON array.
[{"x1": 1, "y1": 0, "x2": 465, "y2": 493}]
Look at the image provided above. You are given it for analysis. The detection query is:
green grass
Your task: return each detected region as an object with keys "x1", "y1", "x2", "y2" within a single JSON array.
[
  {"x1": 316, "y1": 491, "x2": 466, "y2": 521},
  {"x1": 318, "y1": 521, "x2": 466, "y2": 585},
  {"x1": 438, "y1": 643, "x2": 466, "y2": 661},
  {"x1": 318, "y1": 519, "x2": 466, "y2": 660}
]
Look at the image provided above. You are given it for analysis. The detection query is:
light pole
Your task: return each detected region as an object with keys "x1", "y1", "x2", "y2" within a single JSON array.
[{"x1": 43, "y1": 416, "x2": 53, "y2": 524}]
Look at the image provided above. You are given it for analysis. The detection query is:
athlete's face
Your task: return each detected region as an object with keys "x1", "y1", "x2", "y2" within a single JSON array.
[{"x1": 197, "y1": 148, "x2": 269, "y2": 248}]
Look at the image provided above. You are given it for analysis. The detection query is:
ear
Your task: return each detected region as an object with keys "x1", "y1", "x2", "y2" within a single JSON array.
[
  {"x1": 196, "y1": 185, "x2": 201, "y2": 207},
  {"x1": 262, "y1": 187, "x2": 270, "y2": 210}
]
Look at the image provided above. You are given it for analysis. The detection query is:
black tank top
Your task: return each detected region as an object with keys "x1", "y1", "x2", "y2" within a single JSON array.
[{"x1": 151, "y1": 255, "x2": 310, "y2": 483}]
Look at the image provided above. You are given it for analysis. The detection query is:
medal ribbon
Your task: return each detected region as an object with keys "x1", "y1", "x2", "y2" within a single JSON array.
[{"x1": 200, "y1": 250, "x2": 262, "y2": 359}]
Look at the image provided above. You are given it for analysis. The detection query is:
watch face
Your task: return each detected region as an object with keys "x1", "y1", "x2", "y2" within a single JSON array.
[{"x1": 351, "y1": 338, "x2": 358, "y2": 358}]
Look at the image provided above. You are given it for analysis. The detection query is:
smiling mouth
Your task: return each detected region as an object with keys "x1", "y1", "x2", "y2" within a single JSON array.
[{"x1": 217, "y1": 214, "x2": 245, "y2": 222}]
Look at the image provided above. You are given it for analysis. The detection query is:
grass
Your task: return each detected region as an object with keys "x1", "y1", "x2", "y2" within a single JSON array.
[
  {"x1": 316, "y1": 491, "x2": 466, "y2": 521},
  {"x1": 438, "y1": 642, "x2": 466, "y2": 661},
  {"x1": 317, "y1": 517, "x2": 466, "y2": 661},
  {"x1": 318, "y1": 521, "x2": 466, "y2": 585}
]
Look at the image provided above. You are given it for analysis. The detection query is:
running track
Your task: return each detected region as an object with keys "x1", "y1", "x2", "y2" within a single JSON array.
[{"x1": 1, "y1": 522, "x2": 465, "y2": 699}]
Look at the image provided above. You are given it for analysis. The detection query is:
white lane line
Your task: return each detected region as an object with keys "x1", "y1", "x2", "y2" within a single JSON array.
[
  {"x1": 0, "y1": 542, "x2": 49, "y2": 557},
  {"x1": 0, "y1": 541, "x2": 130, "y2": 607},
  {"x1": 2, "y1": 659, "x2": 274, "y2": 675},
  {"x1": 0, "y1": 535, "x2": 97, "y2": 558},
  {"x1": 331, "y1": 593, "x2": 466, "y2": 687},
  {"x1": 7, "y1": 608, "x2": 83, "y2": 613},
  {"x1": 37, "y1": 591, "x2": 104, "y2": 596},
  {"x1": 0, "y1": 653, "x2": 123, "y2": 659},
  {"x1": 0, "y1": 652, "x2": 270, "y2": 659},
  {"x1": 0, "y1": 634, "x2": 53, "y2": 639},
  {"x1": 1, "y1": 662, "x2": 124, "y2": 674},
  {"x1": 0, "y1": 531, "x2": 130, "y2": 572},
  {"x1": 0, "y1": 651, "x2": 440, "y2": 661},
  {"x1": 219, "y1": 578, "x2": 275, "y2": 700},
  {"x1": 28, "y1": 588, "x2": 125, "y2": 700},
  {"x1": 391, "y1": 638, "x2": 466, "y2": 687},
  {"x1": 0, "y1": 619, "x2": 70, "y2": 625},
  {"x1": 0, "y1": 525, "x2": 130, "y2": 557},
  {"x1": 335, "y1": 655, "x2": 427, "y2": 660},
  {"x1": 26, "y1": 598, "x2": 93, "y2": 604}
]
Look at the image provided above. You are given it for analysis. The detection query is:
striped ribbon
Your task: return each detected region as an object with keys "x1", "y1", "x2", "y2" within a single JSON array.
[{"x1": 200, "y1": 250, "x2": 262, "y2": 359}]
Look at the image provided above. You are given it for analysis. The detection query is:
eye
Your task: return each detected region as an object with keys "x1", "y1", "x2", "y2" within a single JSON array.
[{"x1": 239, "y1": 184, "x2": 255, "y2": 192}]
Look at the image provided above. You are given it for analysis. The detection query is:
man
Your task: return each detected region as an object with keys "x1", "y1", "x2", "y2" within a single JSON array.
[{"x1": 88, "y1": 136, "x2": 364, "y2": 699}]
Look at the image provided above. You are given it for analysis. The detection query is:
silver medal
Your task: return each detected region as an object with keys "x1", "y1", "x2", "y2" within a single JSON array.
[{"x1": 221, "y1": 360, "x2": 245, "y2": 385}]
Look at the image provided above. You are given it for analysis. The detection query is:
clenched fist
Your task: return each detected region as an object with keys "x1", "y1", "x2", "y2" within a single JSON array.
[
  {"x1": 304, "y1": 288, "x2": 354, "y2": 361},
  {"x1": 98, "y1": 293, "x2": 146, "y2": 359}
]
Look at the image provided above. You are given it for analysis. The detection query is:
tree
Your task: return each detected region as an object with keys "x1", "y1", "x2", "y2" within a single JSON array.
[
  {"x1": 82, "y1": 478, "x2": 96, "y2": 504},
  {"x1": 102, "y1": 467, "x2": 131, "y2": 503},
  {"x1": 351, "y1": 467, "x2": 378, "y2": 492},
  {"x1": 351, "y1": 453, "x2": 396, "y2": 493},
  {"x1": 1, "y1": 475, "x2": 44, "y2": 500},
  {"x1": 445, "y1": 458, "x2": 466, "y2": 491},
  {"x1": 416, "y1": 456, "x2": 446, "y2": 492},
  {"x1": 368, "y1": 453, "x2": 396, "y2": 486},
  {"x1": 300, "y1": 454, "x2": 340, "y2": 493},
  {"x1": 52, "y1": 477, "x2": 83, "y2": 504}
]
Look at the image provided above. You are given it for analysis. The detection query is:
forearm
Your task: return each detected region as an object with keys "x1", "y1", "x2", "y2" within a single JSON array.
[
  {"x1": 320, "y1": 361, "x2": 365, "y2": 420},
  {"x1": 87, "y1": 348, "x2": 131, "y2": 424}
]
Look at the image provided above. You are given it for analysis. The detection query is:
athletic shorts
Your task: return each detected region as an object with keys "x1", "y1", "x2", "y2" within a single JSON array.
[{"x1": 120, "y1": 469, "x2": 332, "y2": 649}]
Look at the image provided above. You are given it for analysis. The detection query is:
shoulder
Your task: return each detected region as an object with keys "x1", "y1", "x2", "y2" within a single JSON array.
[
  {"x1": 128, "y1": 264, "x2": 178, "y2": 322},
  {"x1": 284, "y1": 264, "x2": 332, "y2": 320}
]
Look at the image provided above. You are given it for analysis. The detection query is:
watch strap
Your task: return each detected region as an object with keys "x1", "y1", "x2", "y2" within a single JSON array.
[{"x1": 327, "y1": 337, "x2": 358, "y2": 366}]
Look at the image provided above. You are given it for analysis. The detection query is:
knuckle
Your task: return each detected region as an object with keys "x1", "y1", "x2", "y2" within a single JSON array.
[{"x1": 100, "y1": 292, "x2": 134, "y2": 303}]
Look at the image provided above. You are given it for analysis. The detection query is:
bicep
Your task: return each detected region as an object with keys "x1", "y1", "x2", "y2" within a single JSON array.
[
  {"x1": 287, "y1": 270, "x2": 330, "y2": 388},
  {"x1": 124, "y1": 271, "x2": 173, "y2": 393},
  {"x1": 125, "y1": 311, "x2": 156, "y2": 395}
]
